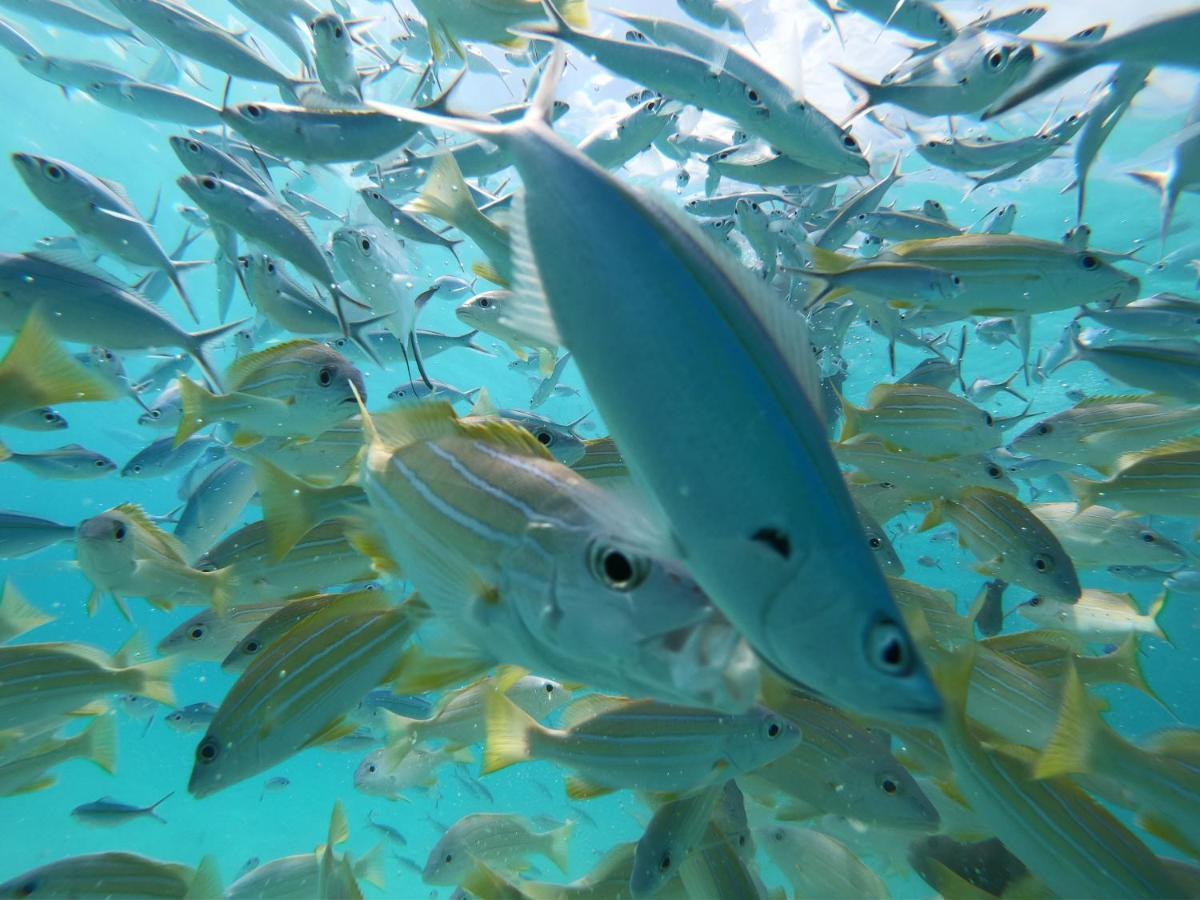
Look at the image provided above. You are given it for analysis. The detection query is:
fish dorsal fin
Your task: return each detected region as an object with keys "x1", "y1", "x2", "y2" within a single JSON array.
[
  {"x1": 560, "y1": 694, "x2": 629, "y2": 730},
  {"x1": 1118, "y1": 436, "x2": 1200, "y2": 469},
  {"x1": 1071, "y1": 392, "x2": 1158, "y2": 408},
  {"x1": 369, "y1": 401, "x2": 463, "y2": 452},
  {"x1": 113, "y1": 503, "x2": 190, "y2": 563},
  {"x1": 98, "y1": 177, "x2": 137, "y2": 214},
  {"x1": 498, "y1": 189, "x2": 562, "y2": 348},
  {"x1": 225, "y1": 340, "x2": 319, "y2": 389},
  {"x1": 327, "y1": 800, "x2": 350, "y2": 847},
  {"x1": 467, "y1": 387, "x2": 498, "y2": 418},
  {"x1": 458, "y1": 418, "x2": 555, "y2": 461}
]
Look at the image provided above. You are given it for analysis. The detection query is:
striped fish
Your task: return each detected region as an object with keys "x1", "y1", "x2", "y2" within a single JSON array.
[
  {"x1": 188, "y1": 592, "x2": 426, "y2": 797},
  {"x1": 0, "y1": 642, "x2": 173, "y2": 731},
  {"x1": 934, "y1": 649, "x2": 1186, "y2": 898},
  {"x1": 482, "y1": 693, "x2": 801, "y2": 798},
  {"x1": 358, "y1": 401, "x2": 759, "y2": 712},
  {"x1": 0, "y1": 852, "x2": 220, "y2": 899}
]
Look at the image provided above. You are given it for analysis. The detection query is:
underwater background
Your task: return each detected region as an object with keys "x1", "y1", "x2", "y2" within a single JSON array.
[{"x1": 0, "y1": 0, "x2": 1197, "y2": 896}]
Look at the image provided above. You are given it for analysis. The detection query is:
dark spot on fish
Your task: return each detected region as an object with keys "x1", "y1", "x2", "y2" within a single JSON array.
[{"x1": 751, "y1": 527, "x2": 791, "y2": 559}]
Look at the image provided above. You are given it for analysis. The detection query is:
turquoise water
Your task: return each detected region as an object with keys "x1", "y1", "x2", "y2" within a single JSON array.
[{"x1": 0, "y1": 0, "x2": 1197, "y2": 896}]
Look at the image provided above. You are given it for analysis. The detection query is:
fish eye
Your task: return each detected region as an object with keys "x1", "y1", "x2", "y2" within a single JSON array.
[
  {"x1": 751, "y1": 202, "x2": 759, "y2": 211},
  {"x1": 359, "y1": 238, "x2": 371, "y2": 252},
  {"x1": 17, "y1": 879, "x2": 36, "y2": 896},
  {"x1": 1080, "y1": 254, "x2": 1099, "y2": 270},
  {"x1": 866, "y1": 619, "x2": 912, "y2": 675},
  {"x1": 478, "y1": 297, "x2": 490, "y2": 309},
  {"x1": 878, "y1": 774, "x2": 900, "y2": 795},
  {"x1": 1141, "y1": 532, "x2": 1157, "y2": 543},
  {"x1": 843, "y1": 134, "x2": 858, "y2": 149},
  {"x1": 936, "y1": 13, "x2": 946, "y2": 25},
  {"x1": 244, "y1": 639, "x2": 261, "y2": 654},
  {"x1": 951, "y1": 275, "x2": 962, "y2": 286},
  {"x1": 44, "y1": 412, "x2": 57, "y2": 422},
  {"x1": 535, "y1": 430, "x2": 553, "y2": 446},
  {"x1": 589, "y1": 543, "x2": 647, "y2": 591},
  {"x1": 367, "y1": 764, "x2": 376, "y2": 773},
  {"x1": 544, "y1": 682, "x2": 555, "y2": 693},
  {"x1": 983, "y1": 412, "x2": 995, "y2": 426},
  {"x1": 149, "y1": 409, "x2": 162, "y2": 419},
  {"x1": 746, "y1": 87, "x2": 759, "y2": 103},
  {"x1": 196, "y1": 738, "x2": 220, "y2": 763},
  {"x1": 187, "y1": 140, "x2": 201, "y2": 153},
  {"x1": 987, "y1": 50, "x2": 1006, "y2": 69},
  {"x1": 113, "y1": 523, "x2": 127, "y2": 541},
  {"x1": 201, "y1": 177, "x2": 217, "y2": 190},
  {"x1": 444, "y1": 854, "x2": 453, "y2": 864},
  {"x1": 1032, "y1": 553, "x2": 1054, "y2": 573},
  {"x1": 334, "y1": 26, "x2": 344, "y2": 38},
  {"x1": 1036, "y1": 423, "x2": 1052, "y2": 435},
  {"x1": 762, "y1": 716, "x2": 784, "y2": 739},
  {"x1": 189, "y1": 626, "x2": 205, "y2": 640},
  {"x1": 986, "y1": 464, "x2": 1002, "y2": 479},
  {"x1": 266, "y1": 261, "x2": 276, "y2": 274},
  {"x1": 94, "y1": 458, "x2": 108, "y2": 467},
  {"x1": 659, "y1": 852, "x2": 671, "y2": 871},
  {"x1": 868, "y1": 536, "x2": 883, "y2": 549},
  {"x1": 1029, "y1": 596, "x2": 1042, "y2": 607},
  {"x1": 318, "y1": 366, "x2": 335, "y2": 387},
  {"x1": 245, "y1": 104, "x2": 263, "y2": 118},
  {"x1": 131, "y1": 464, "x2": 142, "y2": 473},
  {"x1": 43, "y1": 163, "x2": 64, "y2": 181}
]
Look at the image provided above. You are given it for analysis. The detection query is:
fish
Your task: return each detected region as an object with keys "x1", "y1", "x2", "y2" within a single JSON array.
[
  {"x1": 0, "y1": 852, "x2": 221, "y2": 899},
  {"x1": 354, "y1": 741, "x2": 470, "y2": 799},
  {"x1": 920, "y1": 486, "x2": 1081, "y2": 602},
  {"x1": 630, "y1": 785, "x2": 722, "y2": 897},
  {"x1": 841, "y1": 383, "x2": 1001, "y2": 456},
  {"x1": 422, "y1": 812, "x2": 574, "y2": 885},
  {"x1": 173, "y1": 341, "x2": 365, "y2": 447},
  {"x1": 761, "y1": 826, "x2": 888, "y2": 899},
  {"x1": 156, "y1": 602, "x2": 285, "y2": 663},
  {"x1": 75, "y1": 504, "x2": 229, "y2": 617},
  {"x1": 1029, "y1": 502, "x2": 1187, "y2": 570},
  {"x1": 1068, "y1": 439, "x2": 1200, "y2": 516},
  {"x1": 0, "y1": 511, "x2": 75, "y2": 559},
  {"x1": 188, "y1": 593, "x2": 426, "y2": 797},
  {"x1": 0, "y1": 715, "x2": 116, "y2": 797},
  {"x1": 71, "y1": 792, "x2": 173, "y2": 828},
  {"x1": 0, "y1": 441, "x2": 116, "y2": 479},
  {"x1": 0, "y1": 641, "x2": 173, "y2": 731},
  {"x1": 483, "y1": 692, "x2": 801, "y2": 797},
  {"x1": 1018, "y1": 590, "x2": 1171, "y2": 645},
  {"x1": 164, "y1": 702, "x2": 218, "y2": 733},
  {"x1": 0, "y1": 581, "x2": 53, "y2": 643}
]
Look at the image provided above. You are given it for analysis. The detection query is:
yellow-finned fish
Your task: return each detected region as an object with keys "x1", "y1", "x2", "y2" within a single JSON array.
[
  {"x1": 841, "y1": 383, "x2": 1002, "y2": 456},
  {"x1": 1030, "y1": 502, "x2": 1187, "y2": 570},
  {"x1": 174, "y1": 340, "x2": 365, "y2": 447},
  {"x1": 837, "y1": 434, "x2": 1018, "y2": 501},
  {"x1": 1068, "y1": 438, "x2": 1200, "y2": 516},
  {"x1": 0, "y1": 715, "x2": 116, "y2": 797},
  {"x1": 188, "y1": 593, "x2": 426, "y2": 797},
  {"x1": 422, "y1": 812, "x2": 574, "y2": 886},
  {"x1": 357, "y1": 401, "x2": 759, "y2": 713},
  {"x1": 75, "y1": 504, "x2": 230, "y2": 618},
  {"x1": 482, "y1": 692, "x2": 800, "y2": 798},
  {"x1": 0, "y1": 852, "x2": 221, "y2": 899},
  {"x1": 1017, "y1": 589, "x2": 1171, "y2": 645},
  {"x1": 0, "y1": 580, "x2": 53, "y2": 644},
  {"x1": 0, "y1": 641, "x2": 173, "y2": 731},
  {"x1": 921, "y1": 487, "x2": 1081, "y2": 602}
]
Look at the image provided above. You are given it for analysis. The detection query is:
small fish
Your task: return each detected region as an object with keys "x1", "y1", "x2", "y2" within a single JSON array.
[
  {"x1": 422, "y1": 812, "x2": 574, "y2": 886},
  {"x1": 841, "y1": 383, "x2": 1001, "y2": 457},
  {"x1": 0, "y1": 442, "x2": 116, "y2": 480},
  {"x1": 1030, "y1": 503, "x2": 1186, "y2": 570},
  {"x1": 366, "y1": 811, "x2": 407, "y2": 847},
  {"x1": 71, "y1": 792, "x2": 172, "y2": 828},
  {"x1": 761, "y1": 826, "x2": 888, "y2": 899},
  {"x1": 1018, "y1": 590, "x2": 1170, "y2": 645},
  {"x1": 0, "y1": 511, "x2": 75, "y2": 559},
  {"x1": 164, "y1": 702, "x2": 217, "y2": 733}
]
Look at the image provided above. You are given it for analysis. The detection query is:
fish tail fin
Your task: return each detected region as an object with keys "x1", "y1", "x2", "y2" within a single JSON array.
[
  {"x1": 460, "y1": 330, "x2": 493, "y2": 356},
  {"x1": 390, "y1": 644, "x2": 493, "y2": 694},
  {"x1": 837, "y1": 392, "x2": 861, "y2": 440},
  {"x1": 0, "y1": 312, "x2": 117, "y2": 417},
  {"x1": 81, "y1": 714, "x2": 118, "y2": 775},
  {"x1": 0, "y1": 580, "x2": 54, "y2": 640},
  {"x1": 832, "y1": 64, "x2": 876, "y2": 124},
  {"x1": 518, "y1": 0, "x2": 580, "y2": 41},
  {"x1": 183, "y1": 319, "x2": 247, "y2": 392},
  {"x1": 174, "y1": 375, "x2": 217, "y2": 447},
  {"x1": 1034, "y1": 663, "x2": 1100, "y2": 779},
  {"x1": 1102, "y1": 635, "x2": 1174, "y2": 715},
  {"x1": 148, "y1": 790, "x2": 174, "y2": 822},
  {"x1": 169, "y1": 264, "x2": 199, "y2": 323},
  {"x1": 482, "y1": 690, "x2": 537, "y2": 775},
  {"x1": 1064, "y1": 473, "x2": 1098, "y2": 512},
  {"x1": 546, "y1": 820, "x2": 575, "y2": 874},
  {"x1": 254, "y1": 460, "x2": 326, "y2": 560},
  {"x1": 184, "y1": 856, "x2": 223, "y2": 900},
  {"x1": 328, "y1": 800, "x2": 350, "y2": 848},
  {"x1": 1149, "y1": 591, "x2": 1173, "y2": 646},
  {"x1": 917, "y1": 502, "x2": 945, "y2": 532},
  {"x1": 131, "y1": 656, "x2": 177, "y2": 708},
  {"x1": 411, "y1": 153, "x2": 486, "y2": 233},
  {"x1": 1126, "y1": 169, "x2": 1168, "y2": 197},
  {"x1": 557, "y1": 0, "x2": 590, "y2": 29},
  {"x1": 353, "y1": 842, "x2": 387, "y2": 890},
  {"x1": 208, "y1": 566, "x2": 233, "y2": 618}
]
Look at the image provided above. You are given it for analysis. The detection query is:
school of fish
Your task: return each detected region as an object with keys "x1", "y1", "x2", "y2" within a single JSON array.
[{"x1": 0, "y1": 0, "x2": 1198, "y2": 896}]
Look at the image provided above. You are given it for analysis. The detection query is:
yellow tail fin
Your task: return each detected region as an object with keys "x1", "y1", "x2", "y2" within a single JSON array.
[
  {"x1": 0, "y1": 580, "x2": 54, "y2": 643},
  {"x1": 1034, "y1": 663, "x2": 1099, "y2": 780},
  {"x1": 184, "y1": 856, "x2": 223, "y2": 900},
  {"x1": 174, "y1": 375, "x2": 217, "y2": 447},
  {"x1": 546, "y1": 820, "x2": 575, "y2": 874},
  {"x1": 353, "y1": 842, "x2": 387, "y2": 890},
  {"x1": 130, "y1": 656, "x2": 177, "y2": 708},
  {"x1": 482, "y1": 690, "x2": 536, "y2": 775},
  {"x1": 0, "y1": 312, "x2": 117, "y2": 421},
  {"x1": 81, "y1": 714, "x2": 118, "y2": 775}
]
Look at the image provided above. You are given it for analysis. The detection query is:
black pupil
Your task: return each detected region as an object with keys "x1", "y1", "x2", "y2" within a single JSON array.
[
  {"x1": 246, "y1": 641, "x2": 260, "y2": 653},
  {"x1": 114, "y1": 525, "x2": 126, "y2": 540},
  {"x1": 200, "y1": 742, "x2": 216, "y2": 760},
  {"x1": 661, "y1": 854, "x2": 671, "y2": 871},
  {"x1": 883, "y1": 779, "x2": 897, "y2": 794},
  {"x1": 544, "y1": 683, "x2": 553, "y2": 692},
  {"x1": 480, "y1": 299, "x2": 489, "y2": 308},
  {"x1": 536, "y1": 432, "x2": 552, "y2": 445},
  {"x1": 48, "y1": 166, "x2": 60, "y2": 178},
  {"x1": 319, "y1": 368, "x2": 333, "y2": 385},
  {"x1": 361, "y1": 239, "x2": 370, "y2": 251},
  {"x1": 869, "y1": 537, "x2": 881, "y2": 548},
  {"x1": 603, "y1": 550, "x2": 633, "y2": 584},
  {"x1": 445, "y1": 854, "x2": 452, "y2": 863},
  {"x1": 882, "y1": 637, "x2": 903, "y2": 666},
  {"x1": 191, "y1": 628, "x2": 203, "y2": 639},
  {"x1": 1035, "y1": 558, "x2": 1047, "y2": 571},
  {"x1": 768, "y1": 722, "x2": 780, "y2": 737},
  {"x1": 1143, "y1": 533, "x2": 1155, "y2": 542}
]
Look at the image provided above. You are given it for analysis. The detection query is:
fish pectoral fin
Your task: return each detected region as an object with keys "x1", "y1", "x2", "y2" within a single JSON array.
[
  {"x1": 9, "y1": 776, "x2": 56, "y2": 795},
  {"x1": 565, "y1": 777, "x2": 615, "y2": 801},
  {"x1": 971, "y1": 558, "x2": 1002, "y2": 577},
  {"x1": 92, "y1": 205, "x2": 143, "y2": 225},
  {"x1": 230, "y1": 431, "x2": 265, "y2": 449},
  {"x1": 301, "y1": 717, "x2": 359, "y2": 751}
]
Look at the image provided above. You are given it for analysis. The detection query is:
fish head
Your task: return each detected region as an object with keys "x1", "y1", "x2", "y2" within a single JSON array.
[
  {"x1": 289, "y1": 344, "x2": 367, "y2": 422},
  {"x1": 177, "y1": 173, "x2": 233, "y2": 214},
  {"x1": 188, "y1": 729, "x2": 233, "y2": 799},
  {"x1": 21, "y1": 407, "x2": 68, "y2": 431},
  {"x1": 1009, "y1": 414, "x2": 1078, "y2": 458},
  {"x1": 310, "y1": 13, "x2": 351, "y2": 50},
  {"x1": 508, "y1": 676, "x2": 573, "y2": 718},
  {"x1": 168, "y1": 135, "x2": 219, "y2": 174},
  {"x1": 455, "y1": 291, "x2": 507, "y2": 329},
  {"x1": 824, "y1": 753, "x2": 941, "y2": 830},
  {"x1": 157, "y1": 609, "x2": 223, "y2": 661},
  {"x1": 220, "y1": 102, "x2": 273, "y2": 136},
  {"x1": 75, "y1": 509, "x2": 139, "y2": 583},
  {"x1": 1126, "y1": 525, "x2": 1188, "y2": 568},
  {"x1": 353, "y1": 748, "x2": 392, "y2": 793},
  {"x1": 975, "y1": 40, "x2": 1034, "y2": 87},
  {"x1": 10, "y1": 153, "x2": 83, "y2": 208},
  {"x1": 422, "y1": 832, "x2": 467, "y2": 885},
  {"x1": 725, "y1": 706, "x2": 802, "y2": 773},
  {"x1": 933, "y1": 269, "x2": 965, "y2": 301},
  {"x1": 521, "y1": 423, "x2": 585, "y2": 465},
  {"x1": 1058, "y1": 251, "x2": 1141, "y2": 307}
]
